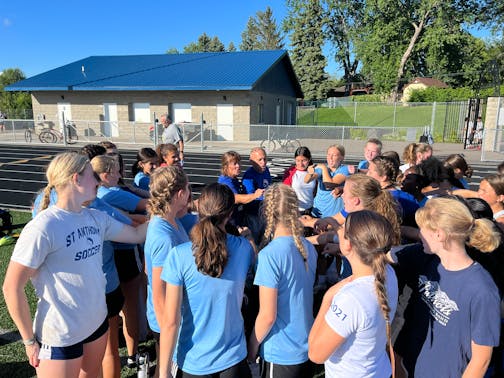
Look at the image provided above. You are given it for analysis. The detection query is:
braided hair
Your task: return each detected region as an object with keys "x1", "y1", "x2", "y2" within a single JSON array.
[{"x1": 260, "y1": 183, "x2": 308, "y2": 269}]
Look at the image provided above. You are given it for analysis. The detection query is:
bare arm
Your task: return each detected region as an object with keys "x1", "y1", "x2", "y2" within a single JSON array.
[
  {"x1": 111, "y1": 222, "x2": 148, "y2": 244},
  {"x1": 318, "y1": 164, "x2": 347, "y2": 187},
  {"x1": 178, "y1": 140, "x2": 184, "y2": 162},
  {"x1": 461, "y1": 342, "x2": 493, "y2": 378},
  {"x1": 2, "y1": 261, "x2": 40, "y2": 367},
  {"x1": 234, "y1": 189, "x2": 264, "y2": 205},
  {"x1": 305, "y1": 165, "x2": 318, "y2": 183},
  {"x1": 452, "y1": 189, "x2": 478, "y2": 198},
  {"x1": 159, "y1": 283, "x2": 182, "y2": 377},
  {"x1": 152, "y1": 267, "x2": 165, "y2": 328},
  {"x1": 248, "y1": 286, "x2": 278, "y2": 361},
  {"x1": 308, "y1": 280, "x2": 348, "y2": 363}
]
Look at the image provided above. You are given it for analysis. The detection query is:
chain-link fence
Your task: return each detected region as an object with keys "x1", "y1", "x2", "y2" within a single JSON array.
[{"x1": 297, "y1": 100, "x2": 469, "y2": 143}]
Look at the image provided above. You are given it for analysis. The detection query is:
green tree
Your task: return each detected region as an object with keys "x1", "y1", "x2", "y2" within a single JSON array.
[
  {"x1": 285, "y1": 0, "x2": 329, "y2": 100},
  {"x1": 0, "y1": 68, "x2": 32, "y2": 118},
  {"x1": 228, "y1": 42, "x2": 236, "y2": 52},
  {"x1": 165, "y1": 48, "x2": 179, "y2": 54},
  {"x1": 240, "y1": 7, "x2": 284, "y2": 51},
  {"x1": 324, "y1": 0, "x2": 365, "y2": 93},
  {"x1": 183, "y1": 33, "x2": 225, "y2": 53},
  {"x1": 354, "y1": 0, "x2": 484, "y2": 98}
]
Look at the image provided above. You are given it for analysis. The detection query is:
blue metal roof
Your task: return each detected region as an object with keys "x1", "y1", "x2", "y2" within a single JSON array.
[{"x1": 6, "y1": 50, "x2": 302, "y2": 96}]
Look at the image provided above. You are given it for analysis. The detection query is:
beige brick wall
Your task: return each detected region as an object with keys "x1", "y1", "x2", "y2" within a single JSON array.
[{"x1": 31, "y1": 90, "x2": 297, "y2": 141}]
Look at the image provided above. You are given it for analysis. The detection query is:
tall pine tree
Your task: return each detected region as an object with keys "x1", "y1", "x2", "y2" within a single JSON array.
[
  {"x1": 240, "y1": 7, "x2": 284, "y2": 51},
  {"x1": 286, "y1": 0, "x2": 328, "y2": 100}
]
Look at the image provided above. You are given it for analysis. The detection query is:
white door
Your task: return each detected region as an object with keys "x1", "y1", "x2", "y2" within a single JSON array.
[
  {"x1": 57, "y1": 102, "x2": 72, "y2": 132},
  {"x1": 172, "y1": 103, "x2": 192, "y2": 123},
  {"x1": 216, "y1": 104, "x2": 233, "y2": 141},
  {"x1": 103, "y1": 103, "x2": 118, "y2": 137}
]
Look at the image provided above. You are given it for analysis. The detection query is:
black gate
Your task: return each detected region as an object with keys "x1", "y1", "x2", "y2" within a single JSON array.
[{"x1": 463, "y1": 98, "x2": 486, "y2": 150}]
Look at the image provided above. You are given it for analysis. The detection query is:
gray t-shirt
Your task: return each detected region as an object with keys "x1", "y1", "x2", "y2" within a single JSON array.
[
  {"x1": 11, "y1": 206, "x2": 123, "y2": 346},
  {"x1": 162, "y1": 123, "x2": 183, "y2": 144}
]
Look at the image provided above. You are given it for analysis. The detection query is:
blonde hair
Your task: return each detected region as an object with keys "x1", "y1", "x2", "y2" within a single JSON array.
[
  {"x1": 402, "y1": 142, "x2": 432, "y2": 165},
  {"x1": 90, "y1": 155, "x2": 119, "y2": 175},
  {"x1": 40, "y1": 152, "x2": 89, "y2": 211},
  {"x1": 346, "y1": 174, "x2": 401, "y2": 243},
  {"x1": 343, "y1": 210, "x2": 394, "y2": 348},
  {"x1": 191, "y1": 183, "x2": 235, "y2": 278},
  {"x1": 221, "y1": 151, "x2": 241, "y2": 176},
  {"x1": 416, "y1": 197, "x2": 501, "y2": 252},
  {"x1": 147, "y1": 166, "x2": 188, "y2": 217},
  {"x1": 260, "y1": 183, "x2": 308, "y2": 268},
  {"x1": 327, "y1": 144, "x2": 346, "y2": 157}
]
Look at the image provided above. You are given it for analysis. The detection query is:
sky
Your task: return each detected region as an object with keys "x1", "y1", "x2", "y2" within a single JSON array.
[
  {"x1": 0, "y1": 1, "x2": 493, "y2": 80},
  {"x1": 0, "y1": 0, "x2": 294, "y2": 78}
]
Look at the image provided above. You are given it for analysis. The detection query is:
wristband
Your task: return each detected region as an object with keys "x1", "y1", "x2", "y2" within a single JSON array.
[{"x1": 22, "y1": 337, "x2": 36, "y2": 346}]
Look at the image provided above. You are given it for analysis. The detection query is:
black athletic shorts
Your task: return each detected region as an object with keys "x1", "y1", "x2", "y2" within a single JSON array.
[
  {"x1": 114, "y1": 245, "x2": 141, "y2": 282},
  {"x1": 106, "y1": 286, "x2": 125, "y2": 318}
]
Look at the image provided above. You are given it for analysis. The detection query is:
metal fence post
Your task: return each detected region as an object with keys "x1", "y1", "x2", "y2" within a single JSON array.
[
  {"x1": 393, "y1": 101, "x2": 397, "y2": 133},
  {"x1": 200, "y1": 113, "x2": 204, "y2": 152},
  {"x1": 153, "y1": 112, "x2": 157, "y2": 148},
  {"x1": 354, "y1": 102, "x2": 357, "y2": 124},
  {"x1": 430, "y1": 102, "x2": 437, "y2": 135},
  {"x1": 61, "y1": 111, "x2": 68, "y2": 146}
]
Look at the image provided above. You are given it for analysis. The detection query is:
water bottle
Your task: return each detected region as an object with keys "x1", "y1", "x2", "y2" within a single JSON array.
[{"x1": 137, "y1": 352, "x2": 149, "y2": 378}]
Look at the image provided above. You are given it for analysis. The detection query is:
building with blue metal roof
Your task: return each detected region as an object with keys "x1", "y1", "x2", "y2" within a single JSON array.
[{"x1": 7, "y1": 50, "x2": 302, "y2": 141}]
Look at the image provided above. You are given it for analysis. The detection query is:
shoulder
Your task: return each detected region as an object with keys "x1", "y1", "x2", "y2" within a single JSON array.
[{"x1": 242, "y1": 167, "x2": 255, "y2": 178}]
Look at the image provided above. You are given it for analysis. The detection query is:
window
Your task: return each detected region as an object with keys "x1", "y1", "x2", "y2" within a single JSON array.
[{"x1": 258, "y1": 104, "x2": 264, "y2": 124}]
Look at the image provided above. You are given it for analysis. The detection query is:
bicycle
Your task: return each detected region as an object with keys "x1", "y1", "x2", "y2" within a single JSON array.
[
  {"x1": 260, "y1": 132, "x2": 301, "y2": 153},
  {"x1": 25, "y1": 120, "x2": 78, "y2": 144}
]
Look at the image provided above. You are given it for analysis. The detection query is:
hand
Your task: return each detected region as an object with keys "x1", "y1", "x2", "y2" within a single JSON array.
[
  {"x1": 237, "y1": 226, "x2": 252, "y2": 239},
  {"x1": 314, "y1": 218, "x2": 332, "y2": 233},
  {"x1": 331, "y1": 187, "x2": 343, "y2": 198},
  {"x1": 254, "y1": 188, "x2": 265, "y2": 199},
  {"x1": 348, "y1": 165, "x2": 356, "y2": 174},
  {"x1": 321, "y1": 242, "x2": 341, "y2": 256},
  {"x1": 307, "y1": 165, "x2": 315, "y2": 175},
  {"x1": 25, "y1": 342, "x2": 40, "y2": 368},
  {"x1": 300, "y1": 214, "x2": 316, "y2": 228}
]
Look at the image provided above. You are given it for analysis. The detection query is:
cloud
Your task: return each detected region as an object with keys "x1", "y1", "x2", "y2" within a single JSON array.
[{"x1": 3, "y1": 18, "x2": 12, "y2": 27}]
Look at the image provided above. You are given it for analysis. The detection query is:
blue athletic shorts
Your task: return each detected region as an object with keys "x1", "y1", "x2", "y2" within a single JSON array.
[{"x1": 38, "y1": 318, "x2": 108, "y2": 360}]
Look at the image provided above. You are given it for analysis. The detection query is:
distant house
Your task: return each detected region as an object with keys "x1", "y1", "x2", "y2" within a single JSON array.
[
  {"x1": 6, "y1": 50, "x2": 302, "y2": 141},
  {"x1": 402, "y1": 77, "x2": 449, "y2": 102}
]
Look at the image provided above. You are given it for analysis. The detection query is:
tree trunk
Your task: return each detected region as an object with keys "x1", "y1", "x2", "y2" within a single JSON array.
[{"x1": 392, "y1": 20, "x2": 424, "y2": 101}]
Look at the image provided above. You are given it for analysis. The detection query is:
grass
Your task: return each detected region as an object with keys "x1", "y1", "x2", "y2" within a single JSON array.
[
  {"x1": 0, "y1": 211, "x2": 325, "y2": 378},
  {"x1": 0, "y1": 210, "x2": 155, "y2": 378},
  {"x1": 297, "y1": 102, "x2": 465, "y2": 142}
]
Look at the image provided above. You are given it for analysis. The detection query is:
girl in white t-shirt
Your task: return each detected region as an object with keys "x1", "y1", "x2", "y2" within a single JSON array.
[
  {"x1": 308, "y1": 210, "x2": 398, "y2": 378},
  {"x1": 282, "y1": 146, "x2": 316, "y2": 215},
  {"x1": 2, "y1": 152, "x2": 147, "y2": 378}
]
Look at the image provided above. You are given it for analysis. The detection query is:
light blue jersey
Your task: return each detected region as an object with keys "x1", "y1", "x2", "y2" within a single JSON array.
[
  {"x1": 312, "y1": 165, "x2": 350, "y2": 218},
  {"x1": 161, "y1": 234, "x2": 254, "y2": 375},
  {"x1": 144, "y1": 215, "x2": 189, "y2": 333},
  {"x1": 254, "y1": 236, "x2": 317, "y2": 364}
]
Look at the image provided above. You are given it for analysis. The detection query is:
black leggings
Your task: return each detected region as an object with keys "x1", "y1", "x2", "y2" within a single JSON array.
[{"x1": 176, "y1": 359, "x2": 251, "y2": 378}]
